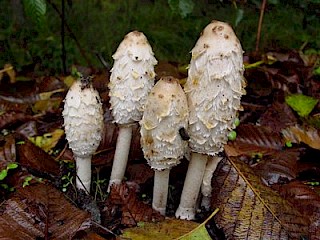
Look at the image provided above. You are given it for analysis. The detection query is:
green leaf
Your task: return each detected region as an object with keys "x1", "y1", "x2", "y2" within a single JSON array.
[
  {"x1": 234, "y1": 8, "x2": 244, "y2": 27},
  {"x1": 178, "y1": 0, "x2": 194, "y2": 18},
  {"x1": 23, "y1": 0, "x2": 47, "y2": 30},
  {"x1": 7, "y1": 163, "x2": 18, "y2": 170},
  {"x1": 285, "y1": 94, "x2": 318, "y2": 117},
  {"x1": 177, "y1": 209, "x2": 219, "y2": 239},
  {"x1": 0, "y1": 169, "x2": 8, "y2": 181},
  {"x1": 168, "y1": 0, "x2": 194, "y2": 18},
  {"x1": 314, "y1": 67, "x2": 320, "y2": 76}
]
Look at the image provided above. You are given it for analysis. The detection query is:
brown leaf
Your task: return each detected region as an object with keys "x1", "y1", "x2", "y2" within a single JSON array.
[
  {"x1": 17, "y1": 140, "x2": 60, "y2": 176},
  {"x1": 108, "y1": 182, "x2": 164, "y2": 227},
  {"x1": 225, "y1": 124, "x2": 284, "y2": 158},
  {"x1": 0, "y1": 111, "x2": 33, "y2": 130},
  {"x1": 0, "y1": 99, "x2": 29, "y2": 112},
  {"x1": 126, "y1": 163, "x2": 154, "y2": 185},
  {"x1": 282, "y1": 125, "x2": 320, "y2": 150},
  {"x1": 252, "y1": 149, "x2": 300, "y2": 185},
  {"x1": 259, "y1": 102, "x2": 297, "y2": 133},
  {"x1": 273, "y1": 181, "x2": 320, "y2": 239},
  {"x1": 211, "y1": 157, "x2": 310, "y2": 239},
  {"x1": 0, "y1": 183, "x2": 91, "y2": 239}
]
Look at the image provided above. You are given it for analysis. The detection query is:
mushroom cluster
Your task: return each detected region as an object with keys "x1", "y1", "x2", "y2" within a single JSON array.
[
  {"x1": 175, "y1": 20, "x2": 246, "y2": 220},
  {"x1": 63, "y1": 76, "x2": 104, "y2": 193},
  {"x1": 140, "y1": 76, "x2": 189, "y2": 215},
  {"x1": 108, "y1": 31, "x2": 157, "y2": 190}
]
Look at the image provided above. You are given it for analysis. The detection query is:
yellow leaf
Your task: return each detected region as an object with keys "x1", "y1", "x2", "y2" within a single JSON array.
[
  {"x1": 32, "y1": 98, "x2": 62, "y2": 113},
  {"x1": 39, "y1": 89, "x2": 65, "y2": 100},
  {"x1": 4, "y1": 64, "x2": 16, "y2": 83},
  {"x1": 177, "y1": 209, "x2": 219, "y2": 240},
  {"x1": 0, "y1": 64, "x2": 15, "y2": 83},
  {"x1": 64, "y1": 75, "x2": 76, "y2": 88},
  {"x1": 122, "y1": 209, "x2": 218, "y2": 240},
  {"x1": 29, "y1": 129, "x2": 64, "y2": 153}
]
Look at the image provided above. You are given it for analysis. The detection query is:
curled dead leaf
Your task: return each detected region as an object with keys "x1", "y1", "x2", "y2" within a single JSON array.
[{"x1": 282, "y1": 125, "x2": 320, "y2": 150}]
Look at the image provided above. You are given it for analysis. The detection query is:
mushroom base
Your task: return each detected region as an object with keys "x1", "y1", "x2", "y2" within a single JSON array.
[
  {"x1": 75, "y1": 156, "x2": 92, "y2": 194},
  {"x1": 175, "y1": 152, "x2": 208, "y2": 220},
  {"x1": 152, "y1": 168, "x2": 170, "y2": 215}
]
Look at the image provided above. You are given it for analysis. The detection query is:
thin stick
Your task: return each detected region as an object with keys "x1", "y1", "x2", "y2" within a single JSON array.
[
  {"x1": 255, "y1": 0, "x2": 267, "y2": 52},
  {"x1": 47, "y1": 0, "x2": 92, "y2": 67},
  {"x1": 61, "y1": 0, "x2": 67, "y2": 74}
]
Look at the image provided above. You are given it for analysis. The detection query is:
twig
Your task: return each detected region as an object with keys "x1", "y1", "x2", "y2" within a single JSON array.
[
  {"x1": 255, "y1": 0, "x2": 267, "y2": 52},
  {"x1": 47, "y1": 0, "x2": 93, "y2": 68},
  {"x1": 0, "y1": 66, "x2": 13, "y2": 74},
  {"x1": 61, "y1": 0, "x2": 67, "y2": 74}
]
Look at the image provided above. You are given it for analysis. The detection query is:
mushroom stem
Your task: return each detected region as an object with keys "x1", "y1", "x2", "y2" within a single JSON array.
[
  {"x1": 153, "y1": 168, "x2": 170, "y2": 215},
  {"x1": 175, "y1": 152, "x2": 208, "y2": 220},
  {"x1": 108, "y1": 125, "x2": 133, "y2": 191},
  {"x1": 201, "y1": 156, "x2": 223, "y2": 210},
  {"x1": 75, "y1": 156, "x2": 92, "y2": 193}
]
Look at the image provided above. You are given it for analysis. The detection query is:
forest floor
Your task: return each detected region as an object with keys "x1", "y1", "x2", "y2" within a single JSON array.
[{"x1": 0, "y1": 50, "x2": 320, "y2": 239}]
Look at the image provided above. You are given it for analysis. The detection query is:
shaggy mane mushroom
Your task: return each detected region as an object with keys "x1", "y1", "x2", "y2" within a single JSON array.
[{"x1": 175, "y1": 20, "x2": 246, "y2": 220}]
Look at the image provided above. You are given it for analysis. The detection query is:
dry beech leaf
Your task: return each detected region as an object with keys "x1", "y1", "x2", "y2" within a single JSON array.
[
  {"x1": 225, "y1": 124, "x2": 303, "y2": 185},
  {"x1": 225, "y1": 124, "x2": 283, "y2": 157},
  {"x1": 0, "y1": 183, "x2": 91, "y2": 239},
  {"x1": 273, "y1": 181, "x2": 320, "y2": 239},
  {"x1": 282, "y1": 125, "x2": 320, "y2": 150},
  {"x1": 108, "y1": 182, "x2": 164, "y2": 226},
  {"x1": 17, "y1": 140, "x2": 60, "y2": 177},
  {"x1": 252, "y1": 149, "x2": 300, "y2": 185},
  {"x1": 211, "y1": 157, "x2": 310, "y2": 239},
  {"x1": 258, "y1": 102, "x2": 297, "y2": 133},
  {"x1": 0, "y1": 111, "x2": 33, "y2": 130}
]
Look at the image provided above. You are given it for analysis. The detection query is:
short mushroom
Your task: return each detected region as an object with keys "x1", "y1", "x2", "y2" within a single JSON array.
[
  {"x1": 63, "y1": 76, "x2": 104, "y2": 193},
  {"x1": 108, "y1": 31, "x2": 157, "y2": 190},
  {"x1": 140, "y1": 76, "x2": 189, "y2": 215},
  {"x1": 175, "y1": 20, "x2": 246, "y2": 220}
]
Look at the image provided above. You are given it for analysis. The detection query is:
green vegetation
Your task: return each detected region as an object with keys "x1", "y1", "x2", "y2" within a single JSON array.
[{"x1": 0, "y1": 0, "x2": 319, "y2": 74}]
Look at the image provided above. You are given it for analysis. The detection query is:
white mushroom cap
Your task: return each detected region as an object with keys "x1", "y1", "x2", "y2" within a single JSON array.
[
  {"x1": 140, "y1": 76, "x2": 189, "y2": 171},
  {"x1": 109, "y1": 31, "x2": 157, "y2": 125},
  {"x1": 184, "y1": 20, "x2": 246, "y2": 155},
  {"x1": 63, "y1": 78, "x2": 104, "y2": 158}
]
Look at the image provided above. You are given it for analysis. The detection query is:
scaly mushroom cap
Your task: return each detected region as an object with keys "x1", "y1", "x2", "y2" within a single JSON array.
[
  {"x1": 184, "y1": 20, "x2": 246, "y2": 155},
  {"x1": 140, "y1": 76, "x2": 189, "y2": 170},
  {"x1": 63, "y1": 77, "x2": 104, "y2": 158},
  {"x1": 109, "y1": 31, "x2": 157, "y2": 125}
]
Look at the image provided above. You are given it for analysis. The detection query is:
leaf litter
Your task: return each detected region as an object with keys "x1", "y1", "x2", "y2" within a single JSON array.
[{"x1": 0, "y1": 50, "x2": 319, "y2": 239}]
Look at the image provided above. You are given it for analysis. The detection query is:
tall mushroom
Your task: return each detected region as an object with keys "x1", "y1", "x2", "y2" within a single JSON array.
[
  {"x1": 108, "y1": 31, "x2": 157, "y2": 190},
  {"x1": 63, "y1": 76, "x2": 104, "y2": 193},
  {"x1": 175, "y1": 20, "x2": 246, "y2": 220},
  {"x1": 140, "y1": 76, "x2": 189, "y2": 215}
]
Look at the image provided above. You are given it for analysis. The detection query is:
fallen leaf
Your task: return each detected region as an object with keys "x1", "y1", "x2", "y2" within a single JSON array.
[
  {"x1": 108, "y1": 182, "x2": 164, "y2": 227},
  {"x1": 122, "y1": 218, "x2": 199, "y2": 240},
  {"x1": 282, "y1": 125, "x2": 320, "y2": 150},
  {"x1": 17, "y1": 140, "x2": 60, "y2": 177},
  {"x1": 4, "y1": 64, "x2": 16, "y2": 83},
  {"x1": 0, "y1": 183, "x2": 91, "y2": 239},
  {"x1": 28, "y1": 128, "x2": 64, "y2": 153},
  {"x1": 285, "y1": 94, "x2": 318, "y2": 117},
  {"x1": 210, "y1": 157, "x2": 310, "y2": 239}
]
